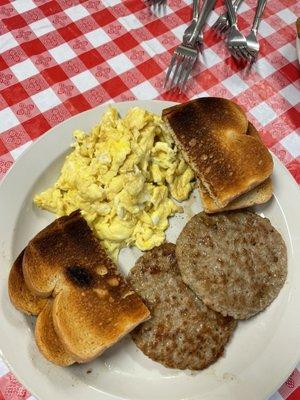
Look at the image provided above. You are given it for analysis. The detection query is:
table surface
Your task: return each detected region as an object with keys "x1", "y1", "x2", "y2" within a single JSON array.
[{"x1": 0, "y1": 0, "x2": 299, "y2": 399}]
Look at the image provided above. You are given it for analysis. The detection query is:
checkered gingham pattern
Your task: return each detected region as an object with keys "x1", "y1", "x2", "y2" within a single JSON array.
[{"x1": 0, "y1": 0, "x2": 299, "y2": 399}]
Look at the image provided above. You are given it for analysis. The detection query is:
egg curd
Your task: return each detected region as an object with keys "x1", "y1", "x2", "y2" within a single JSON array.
[{"x1": 34, "y1": 107, "x2": 194, "y2": 260}]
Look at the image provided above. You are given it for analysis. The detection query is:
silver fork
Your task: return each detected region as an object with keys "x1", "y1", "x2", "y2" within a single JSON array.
[
  {"x1": 147, "y1": 0, "x2": 166, "y2": 13},
  {"x1": 225, "y1": 0, "x2": 248, "y2": 60},
  {"x1": 212, "y1": 0, "x2": 244, "y2": 37},
  {"x1": 245, "y1": 0, "x2": 268, "y2": 60},
  {"x1": 183, "y1": 0, "x2": 200, "y2": 46},
  {"x1": 164, "y1": 0, "x2": 216, "y2": 91}
]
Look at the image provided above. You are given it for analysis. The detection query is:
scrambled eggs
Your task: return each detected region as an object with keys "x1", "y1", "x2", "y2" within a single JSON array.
[{"x1": 34, "y1": 107, "x2": 194, "y2": 259}]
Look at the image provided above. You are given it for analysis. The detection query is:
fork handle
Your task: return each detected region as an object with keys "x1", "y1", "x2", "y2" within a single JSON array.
[
  {"x1": 192, "y1": 0, "x2": 200, "y2": 20},
  {"x1": 251, "y1": 0, "x2": 267, "y2": 32},
  {"x1": 233, "y1": 0, "x2": 244, "y2": 11},
  {"x1": 188, "y1": 0, "x2": 216, "y2": 45},
  {"x1": 225, "y1": 0, "x2": 237, "y2": 25}
]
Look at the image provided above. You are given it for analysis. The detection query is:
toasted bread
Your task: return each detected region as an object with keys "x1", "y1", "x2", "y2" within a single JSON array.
[
  {"x1": 8, "y1": 250, "x2": 47, "y2": 315},
  {"x1": 23, "y1": 211, "x2": 150, "y2": 363},
  {"x1": 162, "y1": 98, "x2": 273, "y2": 208},
  {"x1": 23, "y1": 213, "x2": 80, "y2": 297},
  {"x1": 35, "y1": 301, "x2": 75, "y2": 366},
  {"x1": 198, "y1": 124, "x2": 273, "y2": 212},
  {"x1": 9, "y1": 249, "x2": 73, "y2": 366},
  {"x1": 199, "y1": 178, "x2": 273, "y2": 213}
]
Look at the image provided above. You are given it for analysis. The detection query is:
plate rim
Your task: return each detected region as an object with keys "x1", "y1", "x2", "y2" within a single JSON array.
[{"x1": 0, "y1": 99, "x2": 300, "y2": 400}]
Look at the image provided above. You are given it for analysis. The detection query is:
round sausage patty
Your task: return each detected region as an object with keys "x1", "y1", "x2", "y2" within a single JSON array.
[
  {"x1": 128, "y1": 243, "x2": 236, "y2": 370},
  {"x1": 176, "y1": 211, "x2": 287, "y2": 320}
]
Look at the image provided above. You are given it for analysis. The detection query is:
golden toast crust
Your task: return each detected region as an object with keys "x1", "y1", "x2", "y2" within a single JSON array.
[
  {"x1": 9, "y1": 249, "x2": 73, "y2": 365},
  {"x1": 8, "y1": 250, "x2": 47, "y2": 315},
  {"x1": 23, "y1": 211, "x2": 150, "y2": 362},
  {"x1": 163, "y1": 98, "x2": 273, "y2": 207},
  {"x1": 35, "y1": 301, "x2": 75, "y2": 366},
  {"x1": 198, "y1": 122, "x2": 273, "y2": 212},
  {"x1": 199, "y1": 178, "x2": 273, "y2": 213}
]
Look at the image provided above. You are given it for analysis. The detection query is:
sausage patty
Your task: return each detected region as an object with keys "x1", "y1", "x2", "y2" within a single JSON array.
[
  {"x1": 128, "y1": 243, "x2": 236, "y2": 370},
  {"x1": 176, "y1": 211, "x2": 287, "y2": 319}
]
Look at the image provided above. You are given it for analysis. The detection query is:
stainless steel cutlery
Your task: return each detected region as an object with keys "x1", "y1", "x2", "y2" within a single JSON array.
[
  {"x1": 146, "y1": 0, "x2": 166, "y2": 13},
  {"x1": 162, "y1": 0, "x2": 268, "y2": 91},
  {"x1": 183, "y1": 0, "x2": 200, "y2": 45},
  {"x1": 245, "y1": 0, "x2": 268, "y2": 58},
  {"x1": 225, "y1": 0, "x2": 249, "y2": 60},
  {"x1": 212, "y1": 0, "x2": 244, "y2": 37},
  {"x1": 164, "y1": 0, "x2": 216, "y2": 91},
  {"x1": 215, "y1": 0, "x2": 268, "y2": 62}
]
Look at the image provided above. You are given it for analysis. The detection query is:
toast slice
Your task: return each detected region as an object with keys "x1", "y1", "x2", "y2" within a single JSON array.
[
  {"x1": 35, "y1": 301, "x2": 75, "y2": 366},
  {"x1": 199, "y1": 178, "x2": 273, "y2": 213},
  {"x1": 8, "y1": 250, "x2": 47, "y2": 315},
  {"x1": 23, "y1": 212, "x2": 80, "y2": 297},
  {"x1": 9, "y1": 249, "x2": 74, "y2": 365},
  {"x1": 162, "y1": 98, "x2": 273, "y2": 208},
  {"x1": 197, "y1": 122, "x2": 273, "y2": 212},
  {"x1": 23, "y1": 211, "x2": 150, "y2": 363}
]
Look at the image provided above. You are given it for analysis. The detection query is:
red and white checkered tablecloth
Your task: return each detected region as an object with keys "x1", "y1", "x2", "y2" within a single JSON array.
[{"x1": 0, "y1": 0, "x2": 299, "y2": 399}]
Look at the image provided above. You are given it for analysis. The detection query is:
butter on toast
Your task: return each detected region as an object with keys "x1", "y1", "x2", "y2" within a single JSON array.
[
  {"x1": 162, "y1": 98, "x2": 273, "y2": 208},
  {"x1": 23, "y1": 211, "x2": 150, "y2": 363}
]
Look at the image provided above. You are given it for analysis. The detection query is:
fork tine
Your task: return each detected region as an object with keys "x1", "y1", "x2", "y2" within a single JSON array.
[
  {"x1": 169, "y1": 54, "x2": 183, "y2": 90},
  {"x1": 173, "y1": 56, "x2": 186, "y2": 88},
  {"x1": 230, "y1": 47, "x2": 242, "y2": 61},
  {"x1": 212, "y1": 19, "x2": 221, "y2": 30},
  {"x1": 213, "y1": 15, "x2": 226, "y2": 29},
  {"x1": 217, "y1": 23, "x2": 230, "y2": 38},
  {"x1": 180, "y1": 57, "x2": 194, "y2": 92},
  {"x1": 248, "y1": 49, "x2": 258, "y2": 59},
  {"x1": 213, "y1": 20, "x2": 224, "y2": 33},
  {"x1": 214, "y1": 27, "x2": 224, "y2": 38},
  {"x1": 218, "y1": 24, "x2": 228, "y2": 35},
  {"x1": 236, "y1": 48, "x2": 247, "y2": 60},
  {"x1": 239, "y1": 47, "x2": 251, "y2": 61},
  {"x1": 231, "y1": 47, "x2": 243, "y2": 59},
  {"x1": 240, "y1": 47, "x2": 252, "y2": 61},
  {"x1": 220, "y1": 24, "x2": 230, "y2": 35},
  {"x1": 216, "y1": 26, "x2": 226, "y2": 36},
  {"x1": 177, "y1": 56, "x2": 191, "y2": 89},
  {"x1": 238, "y1": 48, "x2": 247, "y2": 60},
  {"x1": 164, "y1": 53, "x2": 177, "y2": 88}
]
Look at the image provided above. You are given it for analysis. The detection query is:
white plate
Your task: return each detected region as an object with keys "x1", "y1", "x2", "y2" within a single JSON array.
[
  {"x1": 297, "y1": 36, "x2": 300, "y2": 64},
  {"x1": 0, "y1": 100, "x2": 300, "y2": 400}
]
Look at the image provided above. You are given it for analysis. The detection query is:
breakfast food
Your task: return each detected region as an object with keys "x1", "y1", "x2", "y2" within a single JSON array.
[
  {"x1": 162, "y1": 98, "x2": 273, "y2": 211},
  {"x1": 8, "y1": 250, "x2": 47, "y2": 316},
  {"x1": 199, "y1": 178, "x2": 273, "y2": 213},
  {"x1": 35, "y1": 301, "x2": 76, "y2": 366},
  {"x1": 198, "y1": 117, "x2": 273, "y2": 213},
  {"x1": 10, "y1": 211, "x2": 149, "y2": 365},
  {"x1": 297, "y1": 17, "x2": 300, "y2": 38},
  {"x1": 8, "y1": 99, "x2": 288, "y2": 372},
  {"x1": 34, "y1": 107, "x2": 194, "y2": 259},
  {"x1": 9, "y1": 250, "x2": 74, "y2": 366},
  {"x1": 128, "y1": 243, "x2": 236, "y2": 370},
  {"x1": 176, "y1": 211, "x2": 287, "y2": 319}
]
